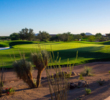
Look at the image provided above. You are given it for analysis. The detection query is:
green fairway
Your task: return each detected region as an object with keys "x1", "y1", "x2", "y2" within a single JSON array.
[{"x1": 0, "y1": 41, "x2": 110, "y2": 68}]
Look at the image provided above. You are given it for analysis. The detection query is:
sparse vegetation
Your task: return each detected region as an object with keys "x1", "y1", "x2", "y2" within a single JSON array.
[
  {"x1": 97, "y1": 79, "x2": 105, "y2": 86},
  {"x1": 79, "y1": 74, "x2": 84, "y2": 80},
  {"x1": 85, "y1": 88, "x2": 91, "y2": 95},
  {"x1": 81, "y1": 66, "x2": 92, "y2": 76},
  {"x1": 5, "y1": 87, "x2": 15, "y2": 95},
  {"x1": 46, "y1": 67, "x2": 70, "y2": 100}
]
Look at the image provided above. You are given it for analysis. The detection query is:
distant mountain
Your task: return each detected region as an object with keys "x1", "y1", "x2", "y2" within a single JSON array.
[{"x1": 85, "y1": 33, "x2": 93, "y2": 36}]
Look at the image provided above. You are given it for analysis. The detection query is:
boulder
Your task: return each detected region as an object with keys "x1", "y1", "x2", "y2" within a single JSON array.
[
  {"x1": 78, "y1": 80, "x2": 88, "y2": 88},
  {"x1": 71, "y1": 72, "x2": 77, "y2": 76},
  {"x1": 69, "y1": 82, "x2": 77, "y2": 89}
]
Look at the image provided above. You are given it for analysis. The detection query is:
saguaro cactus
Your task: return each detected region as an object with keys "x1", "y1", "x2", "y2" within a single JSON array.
[
  {"x1": 13, "y1": 59, "x2": 36, "y2": 88},
  {"x1": 31, "y1": 50, "x2": 48, "y2": 87}
]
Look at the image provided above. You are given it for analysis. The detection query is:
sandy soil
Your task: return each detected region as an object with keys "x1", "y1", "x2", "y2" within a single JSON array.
[{"x1": 1, "y1": 61, "x2": 110, "y2": 100}]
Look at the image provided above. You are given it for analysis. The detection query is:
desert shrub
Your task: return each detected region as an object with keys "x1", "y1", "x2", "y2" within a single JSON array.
[
  {"x1": 85, "y1": 88, "x2": 91, "y2": 95},
  {"x1": 13, "y1": 59, "x2": 36, "y2": 88},
  {"x1": 53, "y1": 72, "x2": 71, "y2": 79},
  {"x1": 46, "y1": 67, "x2": 69, "y2": 100},
  {"x1": 5, "y1": 87, "x2": 15, "y2": 95},
  {"x1": 46, "y1": 58, "x2": 73, "y2": 100},
  {"x1": 65, "y1": 73, "x2": 71, "y2": 78},
  {"x1": 79, "y1": 74, "x2": 84, "y2": 80},
  {"x1": 81, "y1": 66, "x2": 92, "y2": 76},
  {"x1": 31, "y1": 50, "x2": 49, "y2": 66},
  {"x1": 31, "y1": 50, "x2": 49, "y2": 87},
  {"x1": 97, "y1": 79, "x2": 105, "y2": 86}
]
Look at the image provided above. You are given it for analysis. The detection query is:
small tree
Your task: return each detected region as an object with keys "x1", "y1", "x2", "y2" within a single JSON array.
[
  {"x1": 95, "y1": 33, "x2": 102, "y2": 41},
  {"x1": 73, "y1": 34, "x2": 82, "y2": 41},
  {"x1": 57, "y1": 32, "x2": 74, "y2": 41},
  {"x1": 36, "y1": 31, "x2": 50, "y2": 41},
  {"x1": 88, "y1": 36, "x2": 95, "y2": 42},
  {"x1": 31, "y1": 50, "x2": 49, "y2": 87},
  {"x1": 80, "y1": 33, "x2": 86, "y2": 37},
  {"x1": 19, "y1": 28, "x2": 35, "y2": 40},
  {"x1": 10, "y1": 33, "x2": 19, "y2": 40}
]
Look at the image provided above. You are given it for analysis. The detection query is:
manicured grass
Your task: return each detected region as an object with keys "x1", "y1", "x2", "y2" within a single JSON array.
[
  {"x1": 0, "y1": 41, "x2": 9, "y2": 47},
  {"x1": 0, "y1": 41, "x2": 110, "y2": 68}
]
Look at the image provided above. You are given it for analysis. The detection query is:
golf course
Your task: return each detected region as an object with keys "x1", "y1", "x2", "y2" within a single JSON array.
[{"x1": 0, "y1": 40, "x2": 110, "y2": 68}]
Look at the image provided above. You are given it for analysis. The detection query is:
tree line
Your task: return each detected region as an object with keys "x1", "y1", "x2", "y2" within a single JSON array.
[{"x1": 9, "y1": 28, "x2": 108, "y2": 42}]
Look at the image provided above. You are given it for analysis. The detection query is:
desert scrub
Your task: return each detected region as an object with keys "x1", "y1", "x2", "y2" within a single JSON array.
[
  {"x1": 5, "y1": 87, "x2": 15, "y2": 95},
  {"x1": 13, "y1": 59, "x2": 36, "y2": 88},
  {"x1": 81, "y1": 66, "x2": 92, "y2": 76},
  {"x1": 79, "y1": 74, "x2": 84, "y2": 80},
  {"x1": 97, "y1": 79, "x2": 105, "y2": 86},
  {"x1": 46, "y1": 58, "x2": 71, "y2": 100},
  {"x1": 85, "y1": 88, "x2": 91, "y2": 95},
  {"x1": 46, "y1": 68, "x2": 69, "y2": 100},
  {"x1": 31, "y1": 50, "x2": 49, "y2": 87}
]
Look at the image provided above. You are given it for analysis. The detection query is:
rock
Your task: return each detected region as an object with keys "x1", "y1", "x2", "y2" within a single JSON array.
[
  {"x1": 78, "y1": 80, "x2": 88, "y2": 88},
  {"x1": 69, "y1": 82, "x2": 77, "y2": 89},
  {"x1": 71, "y1": 72, "x2": 77, "y2": 76}
]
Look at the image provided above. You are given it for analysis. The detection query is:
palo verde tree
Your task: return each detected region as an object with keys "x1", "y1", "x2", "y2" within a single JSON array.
[{"x1": 19, "y1": 28, "x2": 35, "y2": 41}]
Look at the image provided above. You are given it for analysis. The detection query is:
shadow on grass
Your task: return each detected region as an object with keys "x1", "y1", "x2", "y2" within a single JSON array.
[
  {"x1": 9, "y1": 41, "x2": 33, "y2": 47},
  {"x1": 51, "y1": 46, "x2": 110, "y2": 64},
  {"x1": 103, "y1": 41, "x2": 110, "y2": 45},
  {"x1": 2, "y1": 46, "x2": 110, "y2": 68}
]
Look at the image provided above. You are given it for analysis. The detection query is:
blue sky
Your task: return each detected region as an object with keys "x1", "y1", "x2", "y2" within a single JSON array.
[{"x1": 0, "y1": 0, "x2": 110, "y2": 36}]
